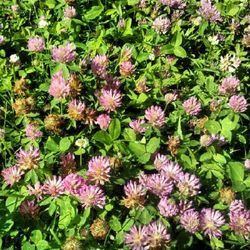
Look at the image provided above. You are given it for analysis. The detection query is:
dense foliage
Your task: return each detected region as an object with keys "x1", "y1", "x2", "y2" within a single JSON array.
[{"x1": 0, "y1": 0, "x2": 249, "y2": 249}]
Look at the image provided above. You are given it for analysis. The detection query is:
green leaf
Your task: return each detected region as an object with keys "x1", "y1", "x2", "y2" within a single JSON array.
[
  {"x1": 138, "y1": 152, "x2": 151, "y2": 164},
  {"x1": 36, "y1": 240, "x2": 49, "y2": 250},
  {"x1": 229, "y1": 162, "x2": 244, "y2": 191},
  {"x1": 213, "y1": 154, "x2": 227, "y2": 164},
  {"x1": 85, "y1": 5, "x2": 104, "y2": 20},
  {"x1": 173, "y1": 46, "x2": 187, "y2": 58},
  {"x1": 205, "y1": 120, "x2": 221, "y2": 134},
  {"x1": 79, "y1": 208, "x2": 91, "y2": 227},
  {"x1": 128, "y1": 0, "x2": 139, "y2": 5},
  {"x1": 45, "y1": 0, "x2": 56, "y2": 9},
  {"x1": 123, "y1": 128, "x2": 136, "y2": 141},
  {"x1": 59, "y1": 137, "x2": 72, "y2": 152},
  {"x1": 227, "y1": 7, "x2": 239, "y2": 16},
  {"x1": 138, "y1": 208, "x2": 153, "y2": 224},
  {"x1": 31, "y1": 230, "x2": 43, "y2": 244},
  {"x1": 45, "y1": 137, "x2": 59, "y2": 152},
  {"x1": 129, "y1": 142, "x2": 146, "y2": 156},
  {"x1": 146, "y1": 137, "x2": 160, "y2": 153},
  {"x1": 244, "y1": 176, "x2": 250, "y2": 188},
  {"x1": 109, "y1": 118, "x2": 121, "y2": 140},
  {"x1": 21, "y1": 242, "x2": 36, "y2": 250},
  {"x1": 123, "y1": 18, "x2": 133, "y2": 36},
  {"x1": 122, "y1": 218, "x2": 134, "y2": 231},
  {"x1": 137, "y1": 93, "x2": 148, "y2": 104},
  {"x1": 6, "y1": 196, "x2": 24, "y2": 213},
  {"x1": 93, "y1": 131, "x2": 112, "y2": 145},
  {"x1": 109, "y1": 216, "x2": 122, "y2": 232}
]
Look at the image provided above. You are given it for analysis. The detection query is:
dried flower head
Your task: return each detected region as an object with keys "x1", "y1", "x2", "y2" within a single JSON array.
[
  {"x1": 220, "y1": 187, "x2": 235, "y2": 204},
  {"x1": 13, "y1": 78, "x2": 28, "y2": 95},
  {"x1": 90, "y1": 219, "x2": 110, "y2": 240},
  {"x1": 68, "y1": 74, "x2": 82, "y2": 97},
  {"x1": 59, "y1": 153, "x2": 77, "y2": 176},
  {"x1": 44, "y1": 114, "x2": 65, "y2": 134},
  {"x1": 82, "y1": 107, "x2": 97, "y2": 125},
  {"x1": 12, "y1": 97, "x2": 35, "y2": 116},
  {"x1": 167, "y1": 135, "x2": 180, "y2": 155},
  {"x1": 19, "y1": 200, "x2": 40, "y2": 219}
]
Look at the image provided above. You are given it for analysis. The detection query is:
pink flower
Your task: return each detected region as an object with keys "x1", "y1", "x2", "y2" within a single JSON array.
[
  {"x1": 91, "y1": 54, "x2": 108, "y2": 78},
  {"x1": 16, "y1": 146, "x2": 40, "y2": 171},
  {"x1": 160, "y1": 161, "x2": 183, "y2": 183},
  {"x1": 99, "y1": 89, "x2": 122, "y2": 112},
  {"x1": 165, "y1": 92, "x2": 178, "y2": 104},
  {"x1": 124, "y1": 225, "x2": 147, "y2": 250},
  {"x1": 87, "y1": 156, "x2": 111, "y2": 185},
  {"x1": 43, "y1": 176, "x2": 65, "y2": 197},
  {"x1": 143, "y1": 174, "x2": 173, "y2": 198},
  {"x1": 122, "y1": 180, "x2": 147, "y2": 209},
  {"x1": 27, "y1": 37, "x2": 45, "y2": 52},
  {"x1": 228, "y1": 95, "x2": 248, "y2": 113},
  {"x1": 219, "y1": 76, "x2": 240, "y2": 95},
  {"x1": 1, "y1": 165, "x2": 24, "y2": 186},
  {"x1": 145, "y1": 105, "x2": 165, "y2": 127},
  {"x1": 229, "y1": 207, "x2": 250, "y2": 239},
  {"x1": 200, "y1": 208, "x2": 225, "y2": 238},
  {"x1": 63, "y1": 173, "x2": 87, "y2": 195},
  {"x1": 176, "y1": 172, "x2": 200, "y2": 197},
  {"x1": 52, "y1": 43, "x2": 76, "y2": 63},
  {"x1": 25, "y1": 123, "x2": 43, "y2": 140},
  {"x1": 145, "y1": 221, "x2": 171, "y2": 249},
  {"x1": 68, "y1": 99, "x2": 86, "y2": 121},
  {"x1": 19, "y1": 200, "x2": 40, "y2": 219},
  {"x1": 178, "y1": 200, "x2": 193, "y2": 214},
  {"x1": 153, "y1": 154, "x2": 169, "y2": 171},
  {"x1": 49, "y1": 70, "x2": 70, "y2": 99},
  {"x1": 27, "y1": 182, "x2": 43, "y2": 200},
  {"x1": 64, "y1": 6, "x2": 77, "y2": 19},
  {"x1": 158, "y1": 198, "x2": 179, "y2": 217},
  {"x1": 245, "y1": 159, "x2": 250, "y2": 170},
  {"x1": 153, "y1": 16, "x2": 171, "y2": 34},
  {"x1": 119, "y1": 61, "x2": 135, "y2": 77},
  {"x1": 78, "y1": 185, "x2": 105, "y2": 208},
  {"x1": 199, "y1": 0, "x2": 222, "y2": 23},
  {"x1": 180, "y1": 209, "x2": 200, "y2": 234},
  {"x1": 129, "y1": 119, "x2": 146, "y2": 134},
  {"x1": 183, "y1": 97, "x2": 202, "y2": 115},
  {"x1": 96, "y1": 114, "x2": 111, "y2": 130}
]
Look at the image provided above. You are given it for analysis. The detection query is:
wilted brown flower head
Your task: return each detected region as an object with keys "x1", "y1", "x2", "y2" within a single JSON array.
[
  {"x1": 13, "y1": 78, "x2": 28, "y2": 95},
  {"x1": 135, "y1": 78, "x2": 150, "y2": 94},
  {"x1": 44, "y1": 114, "x2": 65, "y2": 134},
  {"x1": 12, "y1": 97, "x2": 35, "y2": 116},
  {"x1": 220, "y1": 187, "x2": 235, "y2": 205},
  {"x1": 209, "y1": 99, "x2": 221, "y2": 112},
  {"x1": 109, "y1": 156, "x2": 122, "y2": 170},
  {"x1": 167, "y1": 135, "x2": 181, "y2": 155},
  {"x1": 68, "y1": 74, "x2": 82, "y2": 97},
  {"x1": 82, "y1": 107, "x2": 96, "y2": 125},
  {"x1": 90, "y1": 218, "x2": 110, "y2": 240},
  {"x1": 62, "y1": 237, "x2": 83, "y2": 250},
  {"x1": 193, "y1": 116, "x2": 209, "y2": 129}
]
